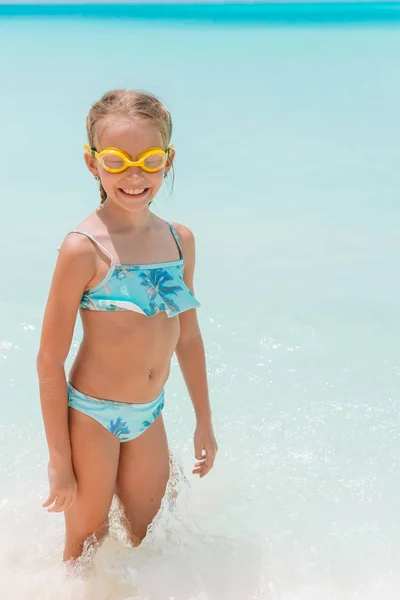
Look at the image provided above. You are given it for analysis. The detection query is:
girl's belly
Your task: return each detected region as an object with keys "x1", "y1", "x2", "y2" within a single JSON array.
[{"x1": 68, "y1": 309, "x2": 181, "y2": 403}]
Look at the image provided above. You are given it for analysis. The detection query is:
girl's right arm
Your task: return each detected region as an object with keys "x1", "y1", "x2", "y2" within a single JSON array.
[{"x1": 37, "y1": 234, "x2": 97, "y2": 513}]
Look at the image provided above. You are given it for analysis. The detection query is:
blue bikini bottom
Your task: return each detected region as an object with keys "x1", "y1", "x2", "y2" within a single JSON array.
[{"x1": 67, "y1": 382, "x2": 165, "y2": 442}]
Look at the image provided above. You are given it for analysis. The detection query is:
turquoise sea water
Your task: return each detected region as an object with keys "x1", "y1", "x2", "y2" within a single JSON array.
[
  {"x1": 0, "y1": 2, "x2": 400, "y2": 23},
  {"x1": 1, "y1": 4, "x2": 400, "y2": 600}
]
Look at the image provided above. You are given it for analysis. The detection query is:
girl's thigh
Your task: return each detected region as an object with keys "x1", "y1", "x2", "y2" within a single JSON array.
[
  {"x1": 116, "y1": 414, "x2": 170, "y2": 544},
  {"x1": 64, "y1": 407, "x2": 121, "y2": 560}
]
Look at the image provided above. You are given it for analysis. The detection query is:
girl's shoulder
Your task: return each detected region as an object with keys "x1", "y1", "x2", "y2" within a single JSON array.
[
  {"x1": 54, "y1": 230, "x2": 98, "y2": 291},
  {"x1": 169, "y1": 221, "x2": 195, "y2": 248},
  {"x1": 168, "y1": 221, "x2": 196, "y2": 268},
  {"x1": 57, "y1": 234, "x2": 98, "y2": 278},
  {"x1": 58, "y1": 215, "x2": 100, "y2": 262}
]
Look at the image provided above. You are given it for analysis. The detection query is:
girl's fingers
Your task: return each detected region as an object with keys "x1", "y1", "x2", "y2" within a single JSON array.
[
  {"x1": 55, "y1": 496, "x2": 72, "y2": 513},
  {"x1": 193, "y1": 461, "x2": 209, "y2": 475},
  {"x1": 193, "y1": 458, "x2": 207, "y2": 473},
  {"x1": 42, "y1": 492, "x2": 56, "y2": 508},
  {"x1": 205, "y1": 445, "x2": 217, "y2": 465},
  {"x1": 64, "y1": 490, "x2": 77, "y2": 513},
  {"x1": 47, "y1": 494, "x2": 66, "y2": 513},
  {"x1": 200, "y1": 464, "x2": 212, "y2": 478},
  {"x1": 192, "y1": 466, "x2": 205, "y2": 475},
  {"x1": 193, "y1": 450, "x2": 217, "y2": 477},
  {"x1": 193, "y1": 440, "x2": 218, "y2": 476},
  {"x1": 43, "y1": 487, "x2": 77, "y2": 512}
]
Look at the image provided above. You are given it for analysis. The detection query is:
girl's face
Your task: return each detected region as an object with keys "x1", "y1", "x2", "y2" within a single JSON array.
[{"x1": 85, "y1": 118, "x2": 174, "y2": 213}]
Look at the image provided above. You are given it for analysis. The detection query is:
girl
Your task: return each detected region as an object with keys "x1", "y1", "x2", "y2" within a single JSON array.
[{"x1": 37, "y1": 89, "x2": 218, "y2": 561}]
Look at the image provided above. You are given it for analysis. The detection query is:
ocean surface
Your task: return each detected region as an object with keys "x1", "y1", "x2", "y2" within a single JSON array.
[{"x1": 0, "y1": 4, "x2": 399, "y2": 600}]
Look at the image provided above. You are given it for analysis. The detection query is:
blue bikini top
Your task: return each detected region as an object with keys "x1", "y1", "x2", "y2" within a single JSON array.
[{"x1": 69, "y1": 222, "x2": 200, "y2": 318}]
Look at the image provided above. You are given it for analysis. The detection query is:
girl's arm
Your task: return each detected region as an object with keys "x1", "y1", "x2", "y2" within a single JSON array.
[
  {"x1": 173, "y1": 224, "x2": 218, "y2": 478},
  {"x1": 37, "y1": 234, "x2": 96, "y2": 512}
]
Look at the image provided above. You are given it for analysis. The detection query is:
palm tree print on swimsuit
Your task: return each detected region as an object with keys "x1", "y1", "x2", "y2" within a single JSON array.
[
  {"x1": 139, "y1": 268, "x2": 183, "y2": 316},
  {"x1": 108, "y1": 416, "x2": 131, "y2": 441},
  {"x1": 115, "y1": 265, "x2": 140, "y2": 280},
  {"x1": 139, "y1": 399, "x2": 164, "y2": 433}
]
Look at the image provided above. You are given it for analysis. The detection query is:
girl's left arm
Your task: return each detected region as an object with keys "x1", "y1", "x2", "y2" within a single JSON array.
[{"x1": 173, "y1": 223, "x2": 218, "y2": 478}]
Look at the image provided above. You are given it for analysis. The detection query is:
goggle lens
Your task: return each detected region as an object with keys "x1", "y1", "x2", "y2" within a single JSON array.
[
  {"x1": 142, "y1": 153, "x2": 166, "y2": 171},
  {"x1": 101, "y1": 154, "x2": 125, "y2": 171}
]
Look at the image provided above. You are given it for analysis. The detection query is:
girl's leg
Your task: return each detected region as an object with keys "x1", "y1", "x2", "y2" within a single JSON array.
[
  {"x1": 63, "y1": 407, "x2": 121, "y2": 561},
  {"x1": 116, "y1": 414, "x2": 170, "y2": 545}
]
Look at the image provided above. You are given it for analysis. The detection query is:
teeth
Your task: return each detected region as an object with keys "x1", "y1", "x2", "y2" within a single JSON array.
[{"x1": 122, "y1": 188, "x2": 146, "y2": 195}]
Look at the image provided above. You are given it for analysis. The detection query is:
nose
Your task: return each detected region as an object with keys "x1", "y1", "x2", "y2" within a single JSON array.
[{"x1": 124, "y1": 165, "x2": 145, "y2": 181}]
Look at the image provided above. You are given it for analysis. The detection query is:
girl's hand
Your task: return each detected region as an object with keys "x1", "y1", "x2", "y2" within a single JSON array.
[
  {"x1": 42, "y1": 460, "x2": 77, "y2": 513},
  {"x1": 193, "y1": 422, "x2": 218, "y2": 478}
]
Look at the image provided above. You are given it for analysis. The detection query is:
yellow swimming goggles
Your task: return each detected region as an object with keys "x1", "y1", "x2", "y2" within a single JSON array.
[{"x1": 84, "y1": 144, "x2": 174, "y2": 174}]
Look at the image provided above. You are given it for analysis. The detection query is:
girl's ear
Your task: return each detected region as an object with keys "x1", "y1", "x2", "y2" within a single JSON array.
[
  {"x1": 84, "y1": 149, "x2": 99, "y2": 179},
  {"x1": 165, "y1": 147, "x2": 175, "y2": 175}
]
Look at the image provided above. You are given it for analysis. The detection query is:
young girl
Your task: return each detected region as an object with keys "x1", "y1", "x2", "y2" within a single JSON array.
[{"x1": 37, "y1": 89, "x2": 218, "y2": 561}]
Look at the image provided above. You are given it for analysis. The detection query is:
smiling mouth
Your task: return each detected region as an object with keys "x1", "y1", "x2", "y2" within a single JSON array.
[{"x1": 119, "y1": 187, "x2": 150, "y2": 199}]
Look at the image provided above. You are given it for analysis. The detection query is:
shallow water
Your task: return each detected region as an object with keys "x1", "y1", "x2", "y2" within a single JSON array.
[{"x1": 1, "y1": 6, "x2": 400, "y2": 600}]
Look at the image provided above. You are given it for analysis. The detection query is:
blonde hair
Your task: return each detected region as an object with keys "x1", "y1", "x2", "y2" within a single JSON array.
[{"x1": 86, "y1": 89, "x2": 173, "y2": 204}]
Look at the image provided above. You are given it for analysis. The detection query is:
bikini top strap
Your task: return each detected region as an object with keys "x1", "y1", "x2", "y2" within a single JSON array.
[
  {"x1": 167, "y1": 222, "x2": 183, "y2": 260},
  {"x1": 69, "y1": 230, "x2": 116, "y2": 265}
]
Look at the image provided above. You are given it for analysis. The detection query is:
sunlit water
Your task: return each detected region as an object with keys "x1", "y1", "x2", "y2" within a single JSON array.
[{"x1": 1, "y1": 5, "x2": 400, "y2": 599}]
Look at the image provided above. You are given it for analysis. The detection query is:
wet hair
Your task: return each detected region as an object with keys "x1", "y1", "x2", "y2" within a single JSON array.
[{"x1": 86, "y1": 89, "x2": 173, "y2": 204}]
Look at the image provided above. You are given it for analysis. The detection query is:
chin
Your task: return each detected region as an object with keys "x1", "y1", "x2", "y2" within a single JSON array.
[{"x1": 123, "y1": 201, "x2": 152, "y2": 213}]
